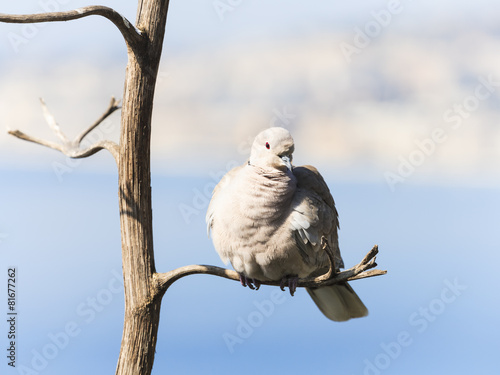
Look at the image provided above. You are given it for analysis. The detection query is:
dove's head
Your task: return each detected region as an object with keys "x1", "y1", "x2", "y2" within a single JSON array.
[{"x1": 249, "y1": 127, "x2": 295, "y2": 171}]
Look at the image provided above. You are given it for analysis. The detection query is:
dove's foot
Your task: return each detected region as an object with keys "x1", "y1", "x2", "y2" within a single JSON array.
[
  {"x1": 280, "y1": 275, "x2": 299, "y2": 296},
  {"x1": 239, "y1": 273, "x2": 261, "y2": 290}
]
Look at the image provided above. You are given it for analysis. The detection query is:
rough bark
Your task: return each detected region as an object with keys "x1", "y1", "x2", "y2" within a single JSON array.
[{"x1": 115, "y1": 1, "x2": 170, "y2": 374}]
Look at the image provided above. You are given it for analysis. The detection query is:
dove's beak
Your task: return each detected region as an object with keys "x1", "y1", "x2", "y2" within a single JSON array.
[{"x1": 281, "y1": 155, "x2": 292, "y2": 171}]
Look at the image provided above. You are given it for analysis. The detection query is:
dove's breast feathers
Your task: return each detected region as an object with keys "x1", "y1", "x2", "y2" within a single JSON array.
[{"x1": 207, "y1": 163, "x2": 337, "y2": 281}]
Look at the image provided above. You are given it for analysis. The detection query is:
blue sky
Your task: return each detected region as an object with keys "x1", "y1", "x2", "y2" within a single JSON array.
[
  {"x1": 2, "y1": 172, "x2": 498, "y2": 374},
  {"x1": 1, "y1": 1, "x2": 500, "y2": 374}
]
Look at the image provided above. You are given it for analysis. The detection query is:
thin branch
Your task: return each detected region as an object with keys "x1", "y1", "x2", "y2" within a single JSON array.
[
  {"x1": 154, "y1": 245, "x2": 386, "y2": 296},
  {"x1": 7, "y1": 129, "x2": 64, "y2": 152},
  {"x1": 75, "y1": 97, "x2": 121, "y2": 145},
  {"x1": 8, "y1": 97, "x2": 121, "y2": 164},
  {"x1": 67, "y1": 140, "x2": 120, "y2": 161},
  {"x1": 359, "y1": 244, "x2": 380, "y2": 266},
  {"x1": 0, "y1": 6, "x2": 144, "y2": 50},
  {"x1": 40, "y1": 98, "x2": 69, "y2": 143}
]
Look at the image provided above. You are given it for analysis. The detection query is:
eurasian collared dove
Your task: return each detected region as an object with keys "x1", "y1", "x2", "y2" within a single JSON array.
[{"x1": 206, "y1": 127, "x2": 368, "y2": 321}]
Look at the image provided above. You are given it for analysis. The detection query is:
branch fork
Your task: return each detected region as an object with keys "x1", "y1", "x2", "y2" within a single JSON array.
[{"x1": 8, "y1": 97, "x2": 121, "y2": 163}]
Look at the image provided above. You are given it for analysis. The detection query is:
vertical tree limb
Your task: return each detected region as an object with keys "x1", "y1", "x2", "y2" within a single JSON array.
[{"x1": 115, "y1": 1, "x2": 171, "y2": 374}]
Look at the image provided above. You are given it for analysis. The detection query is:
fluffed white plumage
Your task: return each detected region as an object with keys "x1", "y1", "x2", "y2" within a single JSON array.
[{"x1": 206, "y1": 127, "x2": 368, "y2": 321}]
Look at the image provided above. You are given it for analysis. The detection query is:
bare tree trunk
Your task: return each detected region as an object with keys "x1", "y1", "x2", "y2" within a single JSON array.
[{"x1": 115, "y1": 1, "x2": 170, "y2": 374}]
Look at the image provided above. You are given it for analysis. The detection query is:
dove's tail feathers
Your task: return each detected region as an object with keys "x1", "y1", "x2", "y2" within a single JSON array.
[{"x1": 306, "y1": 283, "x2": 368, "y2": 322}]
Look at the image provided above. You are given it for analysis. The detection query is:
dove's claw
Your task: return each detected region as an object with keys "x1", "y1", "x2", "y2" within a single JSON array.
[
  {"x1": 279, "y1": 278, "x2": 287, "y2": 292},
  {"x1": 289, "y1": 276, "x2": 298, "y2": 296},
  {"x1": 239, "y1": 274, "x2": 261, "y2": 291},
  {"x1": 247, "y1": 280, "x2": 255, "y2": 290},
  {"x1": 280, "y1": 275, "x2": 299, "y2": 296},
  {"x1": 239, "y1": 274, "x2": 247, "y2": 287}
]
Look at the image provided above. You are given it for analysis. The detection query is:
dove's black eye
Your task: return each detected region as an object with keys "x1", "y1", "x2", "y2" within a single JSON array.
[{"x1": 265, "y1": 142, "x2": 270, "y2": 149}]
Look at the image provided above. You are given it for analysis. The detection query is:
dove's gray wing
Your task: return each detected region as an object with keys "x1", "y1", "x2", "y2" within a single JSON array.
[
  {"x1": 289, "y1": 165, "x2": 343, "y2": 270},
  {"x1": 290, "y1": 165, "x2": 368, "y2": 321}
]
